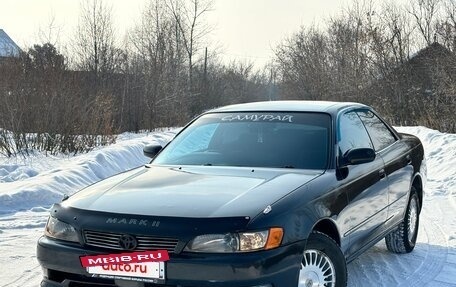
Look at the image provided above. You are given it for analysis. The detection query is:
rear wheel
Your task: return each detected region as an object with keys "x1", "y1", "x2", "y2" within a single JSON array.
[
  {"x1": 298, "y1": 232, "x2": 347, "y2": 287},
  {"x1": 385, "y1": 187, "x2": 420, "y2": 253}
]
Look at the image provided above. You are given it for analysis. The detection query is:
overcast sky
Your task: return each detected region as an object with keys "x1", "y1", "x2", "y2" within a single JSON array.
[{"x1": 0, "y1": 0, "x2": 349, "y2": 67}]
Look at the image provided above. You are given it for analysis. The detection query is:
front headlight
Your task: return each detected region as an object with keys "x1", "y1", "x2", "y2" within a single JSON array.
[
  {"x1": 184, "y1": 228, "x2": 283, "y2": 253},
  {"x1": 44, "y1": 216, "x2": 79, "y2": 243}
]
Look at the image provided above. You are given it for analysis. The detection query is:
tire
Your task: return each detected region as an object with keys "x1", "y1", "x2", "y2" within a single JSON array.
[
  {"x1": 298, "y1": 231, "x2": 347, "y2": 287},
  {"x1": 385, "y1": 186, "x2": 420, "y2": 253}
]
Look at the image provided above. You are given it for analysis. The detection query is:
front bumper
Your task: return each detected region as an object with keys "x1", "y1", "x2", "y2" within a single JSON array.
[{"x1": 37, "y1": 236, "x2": 305, "y2": 287}]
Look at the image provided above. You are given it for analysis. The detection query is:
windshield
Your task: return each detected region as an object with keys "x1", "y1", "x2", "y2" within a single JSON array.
[{"x1": 152, "y1": 112, "x2": 331, "y2": 169}]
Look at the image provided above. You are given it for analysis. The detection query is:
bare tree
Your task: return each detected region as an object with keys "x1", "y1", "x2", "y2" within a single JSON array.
[
  {"x1": 37, "y1": 14, "x2": 62, "y2": 47},
  {"x1": 275, "y1": 26, "x2": 331, "y2": 101},
  {"x1": 378, "y1": 2, "x2": 415, "y2": 65},
  {"x1": 275, "y1": 1, "x2": 375, "y2": 102},
  {"x1": 165, "y1": 0, "x2": 213, "y2": 91},
  {"x1": 435, "y1": 0, "x2": 456, "y2": 51},
  {"x1": 129, "y1": 0, "x2": 187, "y2": 128},
  {"x1": 74, "y1": 0, "x2": 117, "y2": 81},
  {"x1": 409, "y1": 0, "x2": 442, "y2": 45},
  {"x1": 326, "y1": 1, "x2": 374, "y2": 101}
]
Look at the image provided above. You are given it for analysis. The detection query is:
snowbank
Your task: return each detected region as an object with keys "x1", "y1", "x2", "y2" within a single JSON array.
[
  {"x1": 0, "y1": 130, "x2": 177, "y2": 214},
  {"x1": 395, "y1": 126, "x2": 456, "y2": 198}
]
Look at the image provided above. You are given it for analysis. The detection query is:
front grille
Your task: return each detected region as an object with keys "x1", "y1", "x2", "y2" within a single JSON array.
[{"x1": 84, "y1": 230, "x2": 179, "y2": 253}]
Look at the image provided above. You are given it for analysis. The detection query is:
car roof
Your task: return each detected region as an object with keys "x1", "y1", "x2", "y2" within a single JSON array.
[{"x1": 208, "y1": 101, "x2": 369, "y2": 115}]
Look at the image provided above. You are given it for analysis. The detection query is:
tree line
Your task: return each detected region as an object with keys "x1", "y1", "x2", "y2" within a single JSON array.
[
  {"x1": 1, "y1": 0, "x2": 455, "y2": 157},
  {"x1": 276, "y1": 0, "x2": 456, "y2": 132},
  {"x1": 0, "y1": 0, "x2": 272, "y2": 156}
]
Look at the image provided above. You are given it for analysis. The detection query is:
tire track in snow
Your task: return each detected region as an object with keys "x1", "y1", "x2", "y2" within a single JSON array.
[
  {"x1": 401, "y1": 206, "x2": 447, "y2": 287},
  {"x1": 0, "y1": 212, "x2": 47, "y2": 287},
  {"x1": 348, "y1": 197, "x2": 452, "y2": 287},
  {"x1": 2, "y1": 265, "x2": 42, "y2": 287},
  {"x1": 420, "y1": 197, "x2": 456, "y2": 287}
]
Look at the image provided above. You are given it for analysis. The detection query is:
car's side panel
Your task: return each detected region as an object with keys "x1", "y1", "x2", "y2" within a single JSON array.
[
  {"x1": 247, "y1": 172, "x2": 345, "y2": 245},
  {"x1": 332, "y1": 107, "x2": 390, "y2": 257},
  {"x1": 380, "y1": 140, "x2": 414, "y2": 226},
  {"x1": 338, "y1": 159, "x2": 389, "y2": 257},
  {"x1": 249, "y1": 109, "x2": 424, "y2": 262},
  {"x1": 401, "y1": 133, "x2": 426, "y2": 200}
]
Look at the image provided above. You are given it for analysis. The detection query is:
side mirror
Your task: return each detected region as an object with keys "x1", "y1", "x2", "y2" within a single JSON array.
[
  {"x1": 143, "y1": 145, "x2": 162, "y2": 158},
  {"x1": 343, "y1": 148, "x2": 376, "y2": 165}
]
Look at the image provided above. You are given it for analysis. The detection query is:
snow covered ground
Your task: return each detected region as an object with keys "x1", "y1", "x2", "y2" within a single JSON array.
[{"x1": 0, "y1": 126, "x2": 455, "y2": 286}]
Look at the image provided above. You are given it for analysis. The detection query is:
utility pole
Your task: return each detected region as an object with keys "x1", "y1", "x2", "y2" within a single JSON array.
[{"x1": 204, "y1": 47, "x2": 208, "y2": 81}]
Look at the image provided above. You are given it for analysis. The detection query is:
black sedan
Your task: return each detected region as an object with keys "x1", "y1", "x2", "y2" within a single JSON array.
[{"x1": 37, "y1": 101, "x2": 426, "y2": 287}]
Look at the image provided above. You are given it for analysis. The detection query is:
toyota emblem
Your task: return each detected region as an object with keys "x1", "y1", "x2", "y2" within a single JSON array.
[{"x1": 119, "y1": 234, "x2": 138, "y2": 250}]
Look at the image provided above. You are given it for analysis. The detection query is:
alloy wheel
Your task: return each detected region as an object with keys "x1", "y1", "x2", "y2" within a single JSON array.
[
  {"x1": 299, "y1": 249, "x2": 336, "y2": 287},
  {"x1": 408, "y1": 196, "x2": 419, "y2": 241}
]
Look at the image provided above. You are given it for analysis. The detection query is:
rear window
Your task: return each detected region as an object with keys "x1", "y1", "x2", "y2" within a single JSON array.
[{"x1": 153, "y1": 112, "x2": 331, "y2": 169}]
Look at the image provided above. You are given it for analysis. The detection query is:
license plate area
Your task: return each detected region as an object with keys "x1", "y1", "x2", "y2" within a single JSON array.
[{"x1": 87, "y1": 262, "x2": 165, "y2": 283}]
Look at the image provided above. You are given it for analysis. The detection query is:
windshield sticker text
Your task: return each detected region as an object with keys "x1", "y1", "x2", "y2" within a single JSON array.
[{"x1": 221, "y1": 114, "x2": 293, "y2": 122}]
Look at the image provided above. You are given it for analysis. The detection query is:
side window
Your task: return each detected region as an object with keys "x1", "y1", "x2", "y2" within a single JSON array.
[
  {"x1": 338, "y1": 111, "x2": 373, "y2": 156},
  {"x1": 357, "y1": 110, "x2": 396, "y2": 151}
]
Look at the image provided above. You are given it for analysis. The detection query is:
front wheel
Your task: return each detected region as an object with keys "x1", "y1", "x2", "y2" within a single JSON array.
[
  {"x1": 385, "y1": 187, "x2": 420, "y2": 253},
  {"x1": 298, "y1": 232, "x2": 347, "y2": 287}
]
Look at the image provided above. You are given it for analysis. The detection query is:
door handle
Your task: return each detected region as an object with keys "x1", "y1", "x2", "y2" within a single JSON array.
[
  {"x1": 379, "y1": 169, "x2": 386, "y2": 179},
  {"x1": 406, "y1": 154, "x2": 412, "y2": 165}
]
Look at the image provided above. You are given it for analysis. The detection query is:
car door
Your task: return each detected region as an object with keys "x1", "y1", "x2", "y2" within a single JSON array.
[
  {"x1": 357, "y1": 110, "x2": 414, "y2": 228},
  {"x1": 336, "y1": 110, "x2": 389, "y2": 257}
]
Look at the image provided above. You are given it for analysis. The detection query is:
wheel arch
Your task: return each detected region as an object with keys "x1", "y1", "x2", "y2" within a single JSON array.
[
  {"x1": 411, "y1": 173, "x2": 423, "y2": 212},
  {"x1": 311, "y1": 218, "x2": 341, "y2": 247}
]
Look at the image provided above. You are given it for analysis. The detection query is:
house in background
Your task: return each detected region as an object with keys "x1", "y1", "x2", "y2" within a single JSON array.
[
  {"x1": 398, "y1": 42, "x2": 456, "y2": 95},
  {"x1": 365, "y1": 42, "x2": 456, "y2": 131},
  {"x1": 0, "y1": 29, "x2": 21, "y2": 58}
]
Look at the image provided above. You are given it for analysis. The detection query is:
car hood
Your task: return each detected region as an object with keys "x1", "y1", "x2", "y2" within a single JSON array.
[{"x1": 63, "y1": 165, "x2": 322, "y2": 218}]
